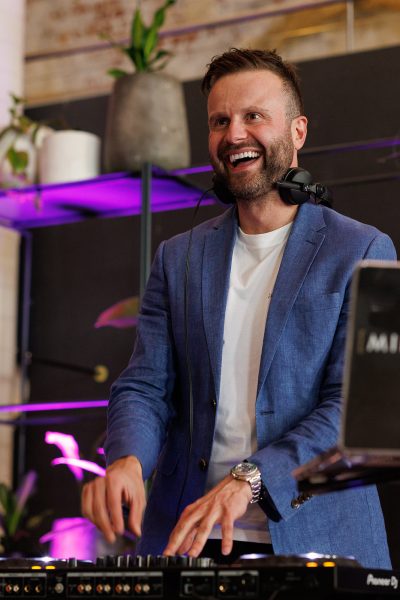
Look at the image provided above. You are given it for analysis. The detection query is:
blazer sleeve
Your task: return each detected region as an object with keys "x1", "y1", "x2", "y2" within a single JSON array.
[
  {"x1": 105, "y1": 241, "x2": 177, "y2": 480},
  {"x1": 247, "y1": 231, "x2": 397, "y2": 522}
]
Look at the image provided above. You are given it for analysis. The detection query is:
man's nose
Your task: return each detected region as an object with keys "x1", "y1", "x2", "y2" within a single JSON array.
[{"x1": 225, "y1": 118, "x2": 247, "y2": 144}]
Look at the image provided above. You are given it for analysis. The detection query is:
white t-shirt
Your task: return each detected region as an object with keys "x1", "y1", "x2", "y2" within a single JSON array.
[{"x1": 206, "y1": 221, "x2": 292, "y2": 542}]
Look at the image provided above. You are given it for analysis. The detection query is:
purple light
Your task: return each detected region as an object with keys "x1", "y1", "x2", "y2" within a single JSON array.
[
  {"x1": 97, "y1": 447, "x2": 105, "y2": 455},
  {"x1": 45, "y1": 431, "x2": 83, "y2": 481},
  {"x1": 0, "y1": 171, "x2": 216, "y2": 230},
  {"x1": 40, "y1": 518, "x2": 97, "y2": 561},
  {"x1": 0, "y1": 400, "x2": 108, "y2": 413},
  {"x1": 171, "y1": 165, "x2": 213, "y2": 175},
  {"x1": 51, "y1": 457, "x2": 106, "y2": 477}
]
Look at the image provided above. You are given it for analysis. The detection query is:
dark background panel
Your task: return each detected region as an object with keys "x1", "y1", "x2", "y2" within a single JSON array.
[
  {"x1": 300, "y1": 46, "x2": 400, "y2": 146},
  {"x1": 22, "y1": 204, "x2": 224, "y2": 544},
  {"x1": 24, "y1": 45, "x2": 400, "y2": 564}
]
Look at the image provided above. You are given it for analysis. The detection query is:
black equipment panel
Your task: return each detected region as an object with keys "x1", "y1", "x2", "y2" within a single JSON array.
[{"x1": 0, "y1": 555, "x2": 398, "y2": 598}]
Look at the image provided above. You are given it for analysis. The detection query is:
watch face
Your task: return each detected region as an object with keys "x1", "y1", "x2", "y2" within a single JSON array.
[{"x1": 232, "y1": 462, "x2": 258, "y2": 477}]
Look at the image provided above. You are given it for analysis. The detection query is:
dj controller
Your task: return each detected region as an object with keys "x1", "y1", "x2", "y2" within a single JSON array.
[{"x1": 0, "y1": 554, "x2": 398, "y2": 599}]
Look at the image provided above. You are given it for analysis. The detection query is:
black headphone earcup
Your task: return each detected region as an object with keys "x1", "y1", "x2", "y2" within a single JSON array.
[{"x1": 276, "y1": 167, "x2": 313, "y2": 205}]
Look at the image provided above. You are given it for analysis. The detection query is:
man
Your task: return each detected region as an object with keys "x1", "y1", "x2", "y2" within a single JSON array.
[{"x1": 82, "y1": 49, "x2": 395, "y2": 567}]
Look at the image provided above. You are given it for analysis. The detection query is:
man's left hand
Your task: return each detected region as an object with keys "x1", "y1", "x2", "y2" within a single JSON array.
[{"x1": 163, "y1": 474, "x2": 252, "y2": 557}]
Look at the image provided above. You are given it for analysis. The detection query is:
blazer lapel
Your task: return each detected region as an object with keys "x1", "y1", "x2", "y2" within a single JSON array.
[
  {"x1": 257, "y1": 203, "x2": 327, "y2": 397},
  {"x1": 202, "y1": 207, "x2": 237, "y2": 400}
]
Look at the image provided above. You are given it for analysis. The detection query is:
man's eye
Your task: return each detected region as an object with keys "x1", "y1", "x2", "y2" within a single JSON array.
[
  {"x1": 246, "y1": 113, "x2": 261, "y2": 121},
  {"x1": 211, "y1": 117, "x2": 229, "y2": 129}
]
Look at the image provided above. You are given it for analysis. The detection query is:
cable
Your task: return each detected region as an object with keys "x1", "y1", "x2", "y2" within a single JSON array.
[{"x1": 175, "y1": 187, "x2": 214, "y2": 521}]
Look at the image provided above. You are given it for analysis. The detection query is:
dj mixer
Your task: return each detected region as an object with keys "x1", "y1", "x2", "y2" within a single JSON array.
[{"x1": 0, "y1": 554, "x2": 398, "y2": 599}]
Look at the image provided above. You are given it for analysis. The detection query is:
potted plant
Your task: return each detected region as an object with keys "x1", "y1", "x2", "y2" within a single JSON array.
[
  {"x1": 0, "y1": 471, "x2": 48, "y2": 556},
  {"x1": 0, "y1": 95, "x2": 51, "y2": 187},
  {"x1": 103, "y1": 0, "x2": 191, "y2": 173}
]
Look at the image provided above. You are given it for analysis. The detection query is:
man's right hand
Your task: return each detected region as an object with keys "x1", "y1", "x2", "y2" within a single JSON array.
[{"x1": 81, "y1": 455, "x2": 146, "y2": 544}]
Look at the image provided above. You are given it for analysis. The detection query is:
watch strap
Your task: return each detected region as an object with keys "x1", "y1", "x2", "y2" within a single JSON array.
[{"x1": 231, "y1": 463, "x2": 262, "y2": 503}]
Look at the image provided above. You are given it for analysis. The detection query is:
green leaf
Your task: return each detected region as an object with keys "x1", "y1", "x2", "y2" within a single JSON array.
[
  {"x1": 0, "y1": 482, "x2": 9, "y2": 512},
  {"x1": 153, "y1": 0, "x2": 176, "y2": 29},
  {"x1": 0, "y1": 483, "x2": 18, "y2": 536},
  {"x1": 10, "y1": 93, "x2": 24, "y2": 106},
  {"x1": 143, "y1": 25, "x2": 158, "y2": 61},
  {"x1": 148, "y1": 49, "x2": 171, "y2": 70},
  {"x1": 107, "y1": 68, "x2": 128, "y2": 79},
  {"x1": 6, "y1": 147, "x2": 29, "y2": 174},
  {"x1": 18, "y1": 115, "x2": 33, "y2": 134},
  {"x1": 30, "y1": 122, "x2": 42, "y2": 145},
  {"x1": 106, "y1": 0, "x2": 175, "y2": 74},
  {"x1": 125, "y1": 46, "x2": 145, "y2": 71},
  {"x1": 149, "y1": 49, "x2": 170, "y2": 63},
  {"x1": 131, "y1": 8, "x2": 144, "y2": 49},
  {"x1": 7, "y1": 506, "x2": 23, "y2": 538}
]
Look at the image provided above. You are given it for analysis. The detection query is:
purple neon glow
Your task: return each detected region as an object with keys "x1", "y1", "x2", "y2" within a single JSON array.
[
  {"x1": 45, "y1": 431, "x2": 83, "y2": 481},
  {"x1": 171, "y1": 165, "x2": 213, "y2": 176},
  {"x1": 52, "y1": 457, "x2": 106, "y2": 477},
  {"x1": 0, "y1": 400, "x2": 108, "y2": 413},
  {"x1": 0, "y1": 171, "x2": 216, "y2": 230},
  {"x1": 40, "y1": 518, "x2": 96, "y2": 560},
  {"x1": 1, "y1": 135, "x2": 398, "y2": 230},
  {"x1": 97, "y1": 447, "x2": 105, "y2": 455},
  {"x1": 40, "y1": 517, "x2": 95, "y2": 544}
]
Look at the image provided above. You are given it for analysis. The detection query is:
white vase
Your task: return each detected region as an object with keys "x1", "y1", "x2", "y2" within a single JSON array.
[{"x1": 38, "y1": 130, "x2": 101, "y2": 184}]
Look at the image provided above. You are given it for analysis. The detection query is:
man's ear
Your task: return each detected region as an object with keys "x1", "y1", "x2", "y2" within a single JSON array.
[{"x1": 291, "y1": 115, "x2": 308, "y2": 151}]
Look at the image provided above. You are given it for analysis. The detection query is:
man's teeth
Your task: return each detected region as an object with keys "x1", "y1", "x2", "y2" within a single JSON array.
[
  {"x1": 229, "y1": 151, "x2": 260, "y2": 164},
  {"x1": 229, "y1": 150, "x2": 260, "y2": 165}
]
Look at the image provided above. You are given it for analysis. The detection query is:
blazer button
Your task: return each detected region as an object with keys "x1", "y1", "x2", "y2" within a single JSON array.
[
  {"x1": 199, "y1": 458, "x2": 208, "y2": 471},
  {"x1": 300, "y1": 492, "x2": 313, "y2": 503},
  {"x1": 291, "y1": 498, "x2": 301, "y2": 509},
  {"x1": 211, "y1": 397, "x2": 217, "y2": 410}
]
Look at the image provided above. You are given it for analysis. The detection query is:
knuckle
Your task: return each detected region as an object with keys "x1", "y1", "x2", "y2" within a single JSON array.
[{"x1": 182, "y1": 504, "x2": 193, "y2": 516}]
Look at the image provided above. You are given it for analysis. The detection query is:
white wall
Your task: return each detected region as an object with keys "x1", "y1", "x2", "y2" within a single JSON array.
[{"x1": 0, "y1": 0, "x2": 25, "y2": 486}]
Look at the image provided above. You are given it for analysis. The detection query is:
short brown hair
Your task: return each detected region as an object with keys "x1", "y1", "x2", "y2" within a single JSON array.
[{"x1": 202, "y1": 48, "x2": 304, "y2": 118}]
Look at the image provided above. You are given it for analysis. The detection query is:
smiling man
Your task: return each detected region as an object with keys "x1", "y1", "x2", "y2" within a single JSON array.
[{"x1": 82, "y1": 49, "x2": 395, "y2": 568}]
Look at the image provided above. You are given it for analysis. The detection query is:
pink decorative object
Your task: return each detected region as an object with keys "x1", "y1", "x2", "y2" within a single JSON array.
[
  {"x1": 52, "y1": 457, "x2": 106, "y2": 477},
  {"x1": 40, "y1": 517, "x2": 97, "y2": 560},
  {"x1": 45, "y1": 431, "x2": 83, "y2": 481}
]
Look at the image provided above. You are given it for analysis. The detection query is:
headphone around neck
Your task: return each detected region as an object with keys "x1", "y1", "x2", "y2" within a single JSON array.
[{"x1": 213, "y1": 167, "x2": 332, "y2": 207}]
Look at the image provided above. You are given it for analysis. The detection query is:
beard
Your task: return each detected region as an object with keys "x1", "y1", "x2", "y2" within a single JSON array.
[{"x1": 211, "y1": 128, "x2": 295, "y2": 204}]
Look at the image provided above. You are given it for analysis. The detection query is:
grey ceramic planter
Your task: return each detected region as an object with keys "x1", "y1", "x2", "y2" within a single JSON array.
[{"x1": 104, "y1": 72, "x2": 191, "y2": 172}]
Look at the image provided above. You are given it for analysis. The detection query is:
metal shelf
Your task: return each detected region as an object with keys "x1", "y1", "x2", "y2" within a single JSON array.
[{"x1": 0, "y1": 167, "x2": 215, "y2": 231}]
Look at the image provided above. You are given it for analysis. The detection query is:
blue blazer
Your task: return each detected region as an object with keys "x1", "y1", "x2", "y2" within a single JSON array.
[{"x1": 106, "y1": 202, "x2": 396, "y2": 568}]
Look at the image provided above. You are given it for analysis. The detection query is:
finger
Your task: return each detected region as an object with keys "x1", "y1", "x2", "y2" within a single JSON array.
[
  {"x1": 164, "y1": 505, "x2": 205, "y2": 555},
  {"x1": 175, "y1": 528, "x2": 198, "y2": 555},
  {"x1": 127, "y1": 482, "x2": 146, "y2": 537},
  {"x1": 220, "y1": 516, "x2": 234, "y2": 556},
  {"x1": 81, "y1": 483, "x2": 93, "y2": 521},
  {"x1": 186, "y1": 520, "x2": 215, "y2": 557},
  {"x1": 106, "y1": 477, "x2": 126, "y2": 536},
  {"x1": 91, "y1": 479, "x2": 117, "y2": 543}
]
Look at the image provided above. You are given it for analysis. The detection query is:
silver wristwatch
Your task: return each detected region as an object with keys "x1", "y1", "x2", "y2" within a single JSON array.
[{"x1": 230, "y1": 462, "x2": 262, "y2": 504}]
